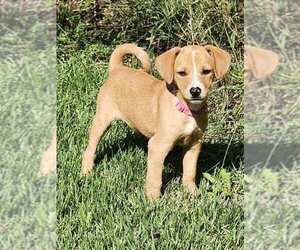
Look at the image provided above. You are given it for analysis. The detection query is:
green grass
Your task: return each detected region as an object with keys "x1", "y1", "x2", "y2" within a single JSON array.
[
  {"x1": 57, "y1": 0, "x2": 244, "y2": 248},
  {"x1": 57, "y1": 44, "x2": 244, "y2": 248},
  {"x1": 1, "y1": 0, "x2": 299, "y2": 248},
  {"x1": 244, "y1": 1, "x2": 300, "y2": 249},
  {"x1": 245, "y1": 166, "x2": 300, "y2": 249},
  {"x1": 0, "y1": 32, "x2": 56, "y2": 250},
  {"x1": 0, "y1": 1, "x2": 56, "y2": 249}
]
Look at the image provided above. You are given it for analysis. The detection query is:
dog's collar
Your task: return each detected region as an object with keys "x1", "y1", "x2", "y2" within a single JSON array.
[{"x1": 176, "y1": 98, "x2": 208, "y2": 117}]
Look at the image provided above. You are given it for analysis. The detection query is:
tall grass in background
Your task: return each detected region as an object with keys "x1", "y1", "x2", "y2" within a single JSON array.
[{"x1": 57, "y1": 0, "x2": 243, "y2": 55}]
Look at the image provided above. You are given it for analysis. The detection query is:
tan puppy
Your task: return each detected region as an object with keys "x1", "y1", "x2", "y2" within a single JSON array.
[
  {"x1": 245, "y1": 46, "x2": 279, "y2": 82},
  {"x1": 82, "y1": 44, "x2": 231, "y2": 200}
]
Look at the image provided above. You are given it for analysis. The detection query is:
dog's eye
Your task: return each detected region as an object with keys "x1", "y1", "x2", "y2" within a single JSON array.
[
  {"x1": 202, "y1": 69, "x2": 212, "y2": 75},
  {"x1": 177, "y1": 70, "x2": 187, "y2": 77}
]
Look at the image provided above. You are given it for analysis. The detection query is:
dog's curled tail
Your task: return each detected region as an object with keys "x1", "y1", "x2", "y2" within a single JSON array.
[{"x1": 108, "y1": 43, "x2": 151, "y2": 73}]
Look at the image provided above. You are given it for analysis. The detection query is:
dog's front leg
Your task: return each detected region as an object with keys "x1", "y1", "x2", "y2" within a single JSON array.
[
  {"x1": 145, "y1": 136, "x2": 174, "y2": 201},
  {"x1": 182, "y1": 142, "x2": 201, "y2": 195}
]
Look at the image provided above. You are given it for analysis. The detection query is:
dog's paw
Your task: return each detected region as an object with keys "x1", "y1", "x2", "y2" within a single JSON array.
[
  {"x1": 81, "y1": 151, "x2": 95, "y2": 177},
  {"x1": 145, "y1": 187, "x2": 161, "y2": 201},
  {"x1": 80, "y1": 162, "x2": 93, "y2": 177},
  {"x1": 81, "y1": 161, "x2": 93, "y2": 177},
  {"x1": 183, "y1": 182, "x2": 198, "y2": 195},
  {"x1": 80, "y1": 167, "x2": 92, "y2": 177}
]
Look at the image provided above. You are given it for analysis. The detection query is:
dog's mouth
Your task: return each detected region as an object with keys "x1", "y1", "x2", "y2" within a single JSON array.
[
  {"x1": 189, "y1": 98, "x2": 205, "y2": 104},
  {"x1": 190, "y1": 98, "x2": 202, "y2": 103}
]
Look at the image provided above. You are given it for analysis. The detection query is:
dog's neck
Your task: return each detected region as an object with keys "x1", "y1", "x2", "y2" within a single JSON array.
[{"x1": 175, "y1": 98, "x2": 208, "y2": 117}]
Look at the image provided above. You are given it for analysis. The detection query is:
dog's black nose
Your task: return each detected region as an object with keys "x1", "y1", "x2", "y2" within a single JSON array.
[{"x1": 190, "y1": 87, "x2": 201, "y2": 98}]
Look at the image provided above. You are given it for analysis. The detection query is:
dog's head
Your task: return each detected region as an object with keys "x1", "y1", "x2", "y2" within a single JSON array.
[
  {"x1": 244, "y1": 46, "x2": 279, "y2": 82},
  {"x1": 155, "y1": 45, "x2": 231, "y2": 106}
]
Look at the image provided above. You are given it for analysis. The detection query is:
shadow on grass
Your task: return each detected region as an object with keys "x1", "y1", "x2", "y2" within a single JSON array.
[
  {"x1": 163, "y1": 142, "x2": 243, "y2": 191},
  {"x1": 245, "y1": 142, "x2": 300, "y2": 172},
  {"x1": 94, "y1": 131, "x2": 148, "y2": 164},
  {"x1": 94, "y1": 131, "x2": 243, "y2": 191}
]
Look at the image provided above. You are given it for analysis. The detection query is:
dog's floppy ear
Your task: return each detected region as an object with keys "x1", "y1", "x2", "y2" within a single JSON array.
[
  {"x1": 245, "y1": 46, "x2": 279, "y2": 79},
  {"x1": 155, "y1": 47, "x2": 181, "y2": 84},
  {"x1": 205, "y1": 45, "x2": 231, "y2": 79}
]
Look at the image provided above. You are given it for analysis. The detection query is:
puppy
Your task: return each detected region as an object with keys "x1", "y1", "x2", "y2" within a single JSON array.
[
  {"x1": 245, "y1": 46, "x2": 279, "y2": 82},
  {"x1": 82, "y1": 44, "x2": 231, "y2": 200}
]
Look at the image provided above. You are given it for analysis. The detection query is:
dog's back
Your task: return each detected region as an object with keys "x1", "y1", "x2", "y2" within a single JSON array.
[{"x1": 101, "y1": 44, "x2": 163, "y2": 137}]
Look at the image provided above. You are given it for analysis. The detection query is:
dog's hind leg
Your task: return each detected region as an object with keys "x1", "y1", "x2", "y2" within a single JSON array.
[{"x1": 81, "y1": 95, "x2": 115, "y2": 176}]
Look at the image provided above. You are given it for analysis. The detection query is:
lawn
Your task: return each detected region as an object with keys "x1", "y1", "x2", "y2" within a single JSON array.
[
  {"x1": 244, "y1": 1, "x2": 300, "y2": 248},
  {"x1": 56, "y1": 0, "x2": 245, "y2": 249},
  {"x1": 1, "y1": 0, "x2": 299, "y2": 249},
  {"x1": 0, "y1": 1, "x2": 56, "y2": 249},
  {"x1": 57, "y1": 44, "x2": 244, "y2": 250}
]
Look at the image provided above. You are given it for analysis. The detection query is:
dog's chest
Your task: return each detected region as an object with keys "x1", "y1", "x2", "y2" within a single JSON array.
[
  {"x1": 181, "y1": 116, "x2": 198, "y2": 136},
  {"x1": 176, "y1": 116, "x2": 203, "y2": 146}
]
